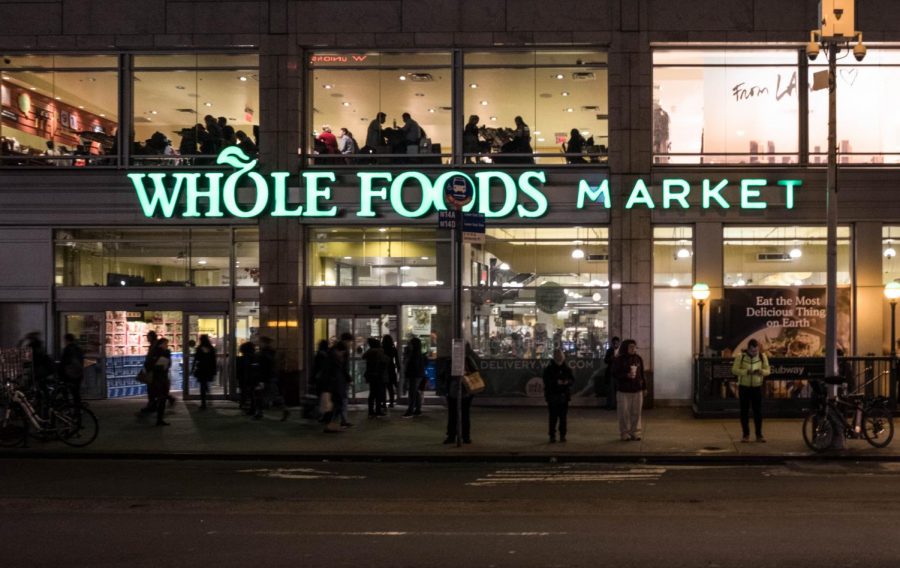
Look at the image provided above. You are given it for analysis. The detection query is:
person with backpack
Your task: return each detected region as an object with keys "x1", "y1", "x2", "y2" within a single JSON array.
[
  {"x1": 191, "y1": 334, "x2": 217, "y2": 410},
  {"x1": 731, "y1": 338, "x2": 771, "y2": 443}
]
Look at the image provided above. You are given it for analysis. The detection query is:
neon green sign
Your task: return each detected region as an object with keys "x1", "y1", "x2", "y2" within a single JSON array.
[{"x1": 127, "y1": 148, "x2": 801, "y2": 219}]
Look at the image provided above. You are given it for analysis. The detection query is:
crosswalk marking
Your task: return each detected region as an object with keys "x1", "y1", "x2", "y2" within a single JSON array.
[
  {"x1": 237, "y1": 467, "x2": 366, "y2": 480},
  {"x1": 468, "y1": 465, "x2": 666, "y2": 486}
]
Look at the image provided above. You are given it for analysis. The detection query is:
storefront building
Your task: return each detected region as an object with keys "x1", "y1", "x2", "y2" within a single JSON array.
[{"x1": 1, "y1": 1, "x2": 899, "y2": 408}]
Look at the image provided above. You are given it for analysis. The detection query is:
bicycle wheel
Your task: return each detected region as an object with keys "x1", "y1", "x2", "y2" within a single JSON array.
[
  {"x1": 0, "y1": 404, "x2": 27, "y2": 448},
  {"x1": 56, "y1": 405, "x2": 99, "y2": 448},
  {"x1": 862, "y1": 406, "x2": 894, "y2": 448},
  {"x1": 802, "y1": 410, "x2": 834, "y2": 452}
]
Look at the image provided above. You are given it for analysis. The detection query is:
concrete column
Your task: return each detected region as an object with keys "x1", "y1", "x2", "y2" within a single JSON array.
[
  {"x1": 258, "y1": 35, "x2": 304, "y2": 396},
  {"x1": 694, "y1": 222, "x2": 724, "y2": 353}
]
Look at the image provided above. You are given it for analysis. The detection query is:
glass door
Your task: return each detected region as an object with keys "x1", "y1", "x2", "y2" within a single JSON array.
[
  {"x1": 312, "y1": 311, "x2": 398, "y2": 400},
  {"x1": 183, "y1": 313, "x2": 229, "y2": 400},
  {"x1": 60, "y1": 312, "x2": 105, "y2": 399}
]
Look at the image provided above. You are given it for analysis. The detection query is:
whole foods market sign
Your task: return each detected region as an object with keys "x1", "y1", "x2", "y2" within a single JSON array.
[{"x1": 127, "y1": 148, "x2": 803, "y2": 219}]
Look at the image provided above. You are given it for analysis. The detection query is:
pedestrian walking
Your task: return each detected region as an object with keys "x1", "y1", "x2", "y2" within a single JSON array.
[
  {"x1": 336, "y1": 332, "x2": 354, "y2": 428},
  {"x1": 363, "y1": 337, "x2": 388, "y2": 417},
  {"x1": 731, "y1": 338, "x2": 770, "y2": 443},
  {"x1": 382, "y1": 334, "x2": 400, "y2": 408},
  {"x1": 253, "y1": 337, "x2": 288, "y2": 421},
  {"x1": 140, "y1": 330, "x2": 159, "y2": 414},
  {"x1": 321, "y1": 336, "x2": 352, "y2": 433},
  {"x1": 237, "y1": 340, "x2": 257, "y2": 414},
  {"x1": 402, "y1": 336, "x2": 426, "y2": 418},
  {"x1": 191, "y1": 334, "x2": 217, "y2": 410},
  {"x1": 543, "y1": 348, "x2": 574, "y2": 443},
  {"x1": 59, "y1": 333, "x2": 85, "y2": 409},
  {"x1": 150, "y1": 338, "x2": 172, "y2": 426},
  {"x1": 602, "y1": 336, "x2": 621, "y2": 409},
  {"x1": 612, "y1": 339, "x2": 646, "y2": 441}
]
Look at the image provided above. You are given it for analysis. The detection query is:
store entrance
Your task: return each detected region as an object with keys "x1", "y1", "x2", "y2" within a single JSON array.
[
  {"x1": 312, "y1": 310, "x2": 398, "y2": 400},
  {"x1": 183, "y1": 313, "x2": 231, "y2": 400}
]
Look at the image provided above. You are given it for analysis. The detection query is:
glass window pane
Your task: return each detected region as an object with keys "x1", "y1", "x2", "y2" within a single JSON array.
[
  {"x1": 883, "y1": 226, "x2": 900, "y2": 284},
  {"x1": 653, "y1": 227, "x2": 694, "y2": 287}
]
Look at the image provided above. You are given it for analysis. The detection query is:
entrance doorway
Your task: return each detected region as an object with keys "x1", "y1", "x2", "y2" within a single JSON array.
[{"x1": 183, "y1": 313, "x2": 231, "y2": 400}]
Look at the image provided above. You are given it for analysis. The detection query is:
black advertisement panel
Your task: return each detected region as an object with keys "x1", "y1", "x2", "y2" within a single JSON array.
[{"x1": 720, "y1": 287, "x2": 851, "y2": 357}]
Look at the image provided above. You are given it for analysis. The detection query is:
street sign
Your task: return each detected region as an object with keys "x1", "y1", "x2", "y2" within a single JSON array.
[
  {"x1": 451, "y1": 339, "x2": 466, "y2": 376},
  {"x1": 438, "y1": 209, "x2": 458, "y2": 229},
  {"x1": 462, "y1": 211, "x2": 485, "y2": 243},
  {"x1": 443, "y1": 174, "x2": 474, "y2": 209}
]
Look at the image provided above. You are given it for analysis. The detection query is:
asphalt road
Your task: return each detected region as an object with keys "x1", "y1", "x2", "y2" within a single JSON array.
[{"x1": 1, "y1": 459, "x2": 899, "y2": 567}]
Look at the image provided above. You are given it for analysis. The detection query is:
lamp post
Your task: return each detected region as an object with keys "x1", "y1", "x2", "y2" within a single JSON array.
[
  {"x1": 808, "y1": 2, "x2": 866, "y2": 382},
  {"x1": 692, "y1": 283, "x2": 711, "y2": 358},
  {"x1": 885, "y1": 283, "x2": 900, "y2": 391}
]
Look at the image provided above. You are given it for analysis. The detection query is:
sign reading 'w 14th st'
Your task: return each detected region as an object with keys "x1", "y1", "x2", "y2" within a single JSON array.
[{"x1": 127, "y1": 148, "x2": 803, "y2": 220}]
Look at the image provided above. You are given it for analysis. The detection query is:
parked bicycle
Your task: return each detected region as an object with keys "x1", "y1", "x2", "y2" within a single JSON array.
[
  {"x1": 0, "y1": 379, "x2": 98, "y2": 448},
  {"x1": 802, "y1": 376, "x2": 894, "y2": 452}
]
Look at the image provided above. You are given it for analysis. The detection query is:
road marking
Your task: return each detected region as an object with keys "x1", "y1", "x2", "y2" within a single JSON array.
[
  {"x1": 242, "y1": 531, "x2": 567, "y2": 537},
  {"x1": 467, "y1": 465, "x2": 666, "y2": 486},
  {"x1": 237, "y1": 467, "x2": 366, "y2": 480}
]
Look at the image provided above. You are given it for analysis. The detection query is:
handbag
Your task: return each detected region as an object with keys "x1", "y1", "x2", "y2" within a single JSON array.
[
  {"x1": 319, "y1": 392, "x2": 334, "y2": 414},
  {"x1": 462, "y1": 371, "x2": 486, "y2": 395},
  {"x1": 136, "y1": 368, "x2": 151, "y2": 385}
]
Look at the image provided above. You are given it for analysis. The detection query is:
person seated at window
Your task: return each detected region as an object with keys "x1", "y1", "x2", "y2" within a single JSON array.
[
  {"x1": 400, "y1": 113, "x2": 422, "y2": 148},
  {"x1": 499, "y1": 116, "x2": 534, "y2": 164},
  {"x1": 235, "y1": 130, "x2": 258, "y2": 155},
  {"x1": 338, "y1": 127, "x2": 358, "y2": 162},
  {"x1": 364, "y1": 112, "x2": 387, "y2": 151},
  {"x1": 218, "y1": 117, "x2": 236, "y2": 148},
  {"x1": 463, "y1": 115, "x2": 481, "y2": 163},
  {"x1": 316, "y1": 125, "x2": 339, "y2": 155},
  {"x1": 178, "y1": 124, "x2": 203, "y2": 163},
  {"x1": 563, "y1": 128, "x2": 587, "y2": 164},
  {"x1": 202, "y1": 115, "x2": 223, "y2": 155}
]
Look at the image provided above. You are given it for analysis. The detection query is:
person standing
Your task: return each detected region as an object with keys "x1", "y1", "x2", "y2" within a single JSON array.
[
  {"x1": 445, "y1": 343, "x2": 478, "y2": 444},
  {"x1": 140, "y1": 330, "x2": 159, "y2": 414},
  {"x1": 237, "y1": 340, "x2": 257, "y2": 414},
  {"x1": 191, "y1": 334, "x2": 217, "y2": 410},
  {"x1": 365, "y1": 112, "x2": 387, "y2": 150},
  {"x1": 402, "y1": 337, "x2": 426, "y2": 418},
  {"x1": 543, "y1": 349, "x2": 574, "y2": 443},
  {"x1": 363, "y1": 337, "x2": 388, "y2": 417},
  {"x1": 151, "y1": 338, "x2": 172, "y2": 426},
  {"x1": 382, "y1": 335, "x2": 400, "y2": 409},
  {"x1": 612, "y1": 339, "x2": 646, "y2": 441},
  {"x1": 463, "y1": 114, "x2": 480, "y2": 163},
  {"x1": 320, "y1": 338, "x2": 350, "y2": 433},
  {"x1": 603, "y1": 336, "x2": 621, "y2": 409},
  {"x1": 59, "y1": 333, "x2": 85, "y2": 408},
  {"x1": 253, "y1": 337, "x2": 287, "y2": 421},
  {"x1": 731, "y1": 339, "x2": 770, "y2": 443}
]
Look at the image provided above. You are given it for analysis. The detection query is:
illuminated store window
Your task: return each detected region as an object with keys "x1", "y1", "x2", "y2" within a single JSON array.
[
  {"x1": 133, "y1": 54, "x2": 259, "y2": 166},
  {"x1": 463, "y1": 51, "x2": 608, "y2": 165},
  {"x1": 1, "y1": 55, "x2": 118, "y2": 167},
  {"x1": 883, "y1": 226, "x2": 900, "y2": 284},
  {"x1": 653, "y1": 50, "x2": 799, "y2": 165},
  {"x1": 467, "y1": 227, "x2": 609, "y2": 361},
  {"x1": 722, "y1": 226, "x2": 851, "y2": 287},
  {"x1": 810, "y1": 50, "x2": 900, "y2": 164},
  {"x1": 652, "y1": 226, "x2": 694, "y2": 287},
  {"x1": 309, "y1": 52, "x2": 451, "y2": 164},
  {"x1": 308, "y1": 226, "x2": 450, "y2": 287},
  {"x1": 234, "y1": 228, "x2": 260, "y2": 287},
  {"x1": 54, "y1": 228, "x2": 246, "y2": 287}
]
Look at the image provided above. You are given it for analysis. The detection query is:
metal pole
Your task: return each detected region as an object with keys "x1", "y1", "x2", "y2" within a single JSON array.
[
  {"x1": 453, "y1": 211, "x2": 463, "y2": 447},
  {"x1": 697, "y1": 300, "x2": 705, "y2": 358},
  {"x1": 891, "y1": 301, "x2": 897, "y2": 405},
  {"x1": 825, "y1": 43, "x2": 839, "y2": 382}
]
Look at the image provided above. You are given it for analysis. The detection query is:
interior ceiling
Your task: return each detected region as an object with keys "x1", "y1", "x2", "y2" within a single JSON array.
[{"x1": 311, "y1": 66, "x2": 608, "y2": 152}]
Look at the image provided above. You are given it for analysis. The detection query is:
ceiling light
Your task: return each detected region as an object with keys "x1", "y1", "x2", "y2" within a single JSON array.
[
  {"x1": 421, "y1": 256, "x2": 429, "y2": 260},
  {"x1": 669, "y1": 278, "x2": 680, "y2": 287},
  {"x1": 571, "y1": 248, "x2": 585, "y2": 260},
  {"x1": 100, "y1": 114, "x2": 105, "y2": 117},
  {"x1": 399, "y1": 75, "x2": 407, "y2": 81},
  {"x1": 204, "y1": 102, "x2": 212, "y2": 107},
  {"x1": 323, "y1": 84, "x2": 333, "y2": 89},
  {"x1": 239, "y1": 76, "x2": 248, "y2": 81},
  {"x1": 489, "y1": 116, "x2": 497, "y2": 121},
  {"x1": 342, "y1": 101, "x2": 350, "y2": 107},
  {"x1": 592, "y1": 293, "x2": 601, "y2": 301},
  {"x1": 555, "y1": 73, "x2": 565, "y2": 79},
  {"x1": 30, "y1": 87, "x2": 37, "y2": 91},
  {"x1": 565, "y1": 108, "x2": 574, "y2": 113},
  {"x1": 150, "y1": 110, "x2": 158, "y2": 115},
  {"x1": 469, "y1": 83, "x2": 478, "y2": 89},
  {"x1": 428, "y1": 280, "x2": 445, "y2": 286},
  {"x1": 55, "y1": 96, "x2": 61, "y2": 100},
  {"x1": 378, "y1": 227, "x2": 387, "y2": 232},
  {"x1": 499, "y1": 262, "x2": 510, "y2": 271},
  {"x1": 343, "y1": 256, "x2": 352, "y2": 260},
  {"x1": 480, "y1": 100, "x2": 488, "y2": 106},
  {"x1": 537, "y1": 138, "x2": 545, "y2": 142},
  {"x1": 401, "y1": 281, "x2": 418, "y2": 287},
  {"x1": 581, "y1": 130, "x2": 590, "y2": 136},
  {"x1": 735, "y1": 278, "x2": 746, "y2": 287},
  {"x1": 561, "y1": 91, "x2": 570, "y2": 97},
  {"x1": 789, "y1": 247, "x2": 802, "y2": 259},
  {"x1": 885, "y1": 247, "x2": 897, "y2": 259},
  {"x1": 400, "y1": 266, "x2": 411, "y2": 271},
  {"x1": 198, "y1": 259, "x2": 208, "y2": 265},
  {"x1": 676, "y1": 248, "x2": 692, "y2": 259},
  {"x1": 534, "y1": 131, "x2": 541, "y2": 135},
  {"x1": 78, "y1": 105, "x2": 84, "y2": 109}
]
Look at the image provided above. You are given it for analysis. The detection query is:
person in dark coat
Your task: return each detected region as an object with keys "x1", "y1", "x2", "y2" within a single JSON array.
[
  {"x1": 382, "y1": 334, "x2": 400, "y2": 409},
  {"x1": 543, "y1": 348, "x2": 574, "y2": 443},
  {"x1": 140, "y1": 330, "x2": 159, "y2": 414},
  {"x1": 253, "y1": 336, "x2": 286, "y2": 421},
  {"x1": 403, "y1": 336, "x2": 427, "y2": 418},
  {"x1": 150, "y1": 338, "x2": 172, "y2": 426},
  {"x1": 612, "y1": 339, "x2": 646, "y2": 441},
  {"x1": 445, "y1": 343, "x2": 478, "y2": 444},
  {"x1": 603, "y1": 336, "x2": 621, "y2": 409},
  {"x1": 237, "y1": 340, "x2": 257, "y2": 414},
  {"x1": 191, "y1": 334, "x2": 217, "y2": 410},
  {"x1": 363, "y1": 337, "x2": 388, "y2": 417},
  {"x1": 59, "y1": 333, "x2": 85, "y2": 409},
  {"x1": 320, "y1": 339, "x2": 351, "y2": 432}
]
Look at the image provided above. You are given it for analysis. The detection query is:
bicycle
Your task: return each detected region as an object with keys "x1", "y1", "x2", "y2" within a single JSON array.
[
  {"x1": 0, "y1": 380, "x2": 98, "y2": 448},
  {"x1": 802, "y1": 376, "x2": 894, "y2": 452}
]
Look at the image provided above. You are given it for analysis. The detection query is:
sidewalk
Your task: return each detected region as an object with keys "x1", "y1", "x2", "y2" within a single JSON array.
[{"x1": 3, "y1": 398, "x2": 898, "y2": 461}]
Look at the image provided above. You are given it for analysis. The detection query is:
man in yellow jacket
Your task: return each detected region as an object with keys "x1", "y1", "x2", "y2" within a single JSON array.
[{"x1": 731, "y1": 338, "x2": 771, "y2": 443}]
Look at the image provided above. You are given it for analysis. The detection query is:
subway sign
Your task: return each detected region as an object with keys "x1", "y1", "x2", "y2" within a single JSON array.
[{"x1": 127, "y1": 147, "x2": 802, "y2": 219}]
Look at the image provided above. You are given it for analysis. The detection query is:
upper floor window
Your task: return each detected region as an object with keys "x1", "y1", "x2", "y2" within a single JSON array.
[
  {"x1": 653, "y1": 49, "x2": 800, "y2": 165},
  {"x1": 1, "y1": 55, "x2": 118, "y2": 167},
  {"x1": 132, "y1": 54, "x2": 259, "y2": 166}
]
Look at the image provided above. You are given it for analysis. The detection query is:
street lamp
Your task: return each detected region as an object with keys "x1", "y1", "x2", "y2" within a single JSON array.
[
  {"x1": 808, "y1": 1, "x2": 866, "y2": 381},
  {"x1": 692, "y1": 283, "x2": 711, "y2": 358}
]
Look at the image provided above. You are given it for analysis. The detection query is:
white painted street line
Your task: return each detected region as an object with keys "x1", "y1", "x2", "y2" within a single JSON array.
[
  {"x1": 243, "y1": 531, "x2": 567, "y2": 537},
  {"x1": 237, "y1": 467, "x2": 366, "y2": 480},
  {"x1": 467, "y1": 466, "x2": 666, "y2": 486}
]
